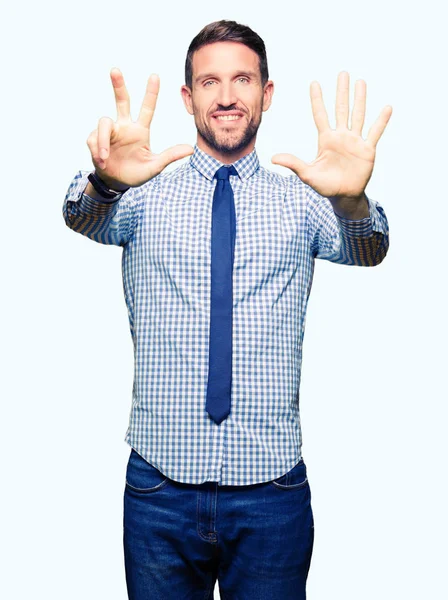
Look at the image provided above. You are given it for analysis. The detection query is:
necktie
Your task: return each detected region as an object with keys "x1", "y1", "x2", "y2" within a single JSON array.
[{"x1": 206, "y1": 164, "x2": 238, "y2": 424}]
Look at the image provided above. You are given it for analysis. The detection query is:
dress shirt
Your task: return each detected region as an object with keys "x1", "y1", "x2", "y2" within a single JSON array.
[{"x1": 63, "y1": 143, "x2": 389, "y2": 486}]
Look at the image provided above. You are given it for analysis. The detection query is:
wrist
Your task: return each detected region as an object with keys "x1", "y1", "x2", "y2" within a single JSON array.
[
  {"x1": 87, "y1": 171, "x2": 130, "y2": 201},
  {"x1": 94, "y1": 170, "x2": 130, "y2": 192},
  {"x1": 329, "y1": 192, "x2": 369, "y2": 220}
]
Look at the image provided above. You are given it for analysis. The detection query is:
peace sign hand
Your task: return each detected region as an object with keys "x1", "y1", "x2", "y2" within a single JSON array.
[
  {"x1": 271, "y1": 71, "x2": 392, "y2": 199},
  {"x1": 86, "y1": 68, "x2": 194, "y2": 189}
]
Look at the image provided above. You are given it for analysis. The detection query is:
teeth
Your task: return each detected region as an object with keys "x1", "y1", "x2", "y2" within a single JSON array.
[{"x1": 216, "y1": 115, "x2": 241, "y2": 121}]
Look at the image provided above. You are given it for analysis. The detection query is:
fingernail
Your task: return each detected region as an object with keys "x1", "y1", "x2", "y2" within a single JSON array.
[{"x1": 100, "y1": 148, "x2": 108, "y2": 159}]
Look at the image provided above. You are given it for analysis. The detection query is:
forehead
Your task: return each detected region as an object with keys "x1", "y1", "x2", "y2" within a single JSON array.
[{"x1": 192, "y1": 41, "x2": 259, "y2": 78}]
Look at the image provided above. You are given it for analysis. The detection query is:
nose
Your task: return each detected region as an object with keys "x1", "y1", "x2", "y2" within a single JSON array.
[{"x1": 215, "y1": 81, "x2": 238, "y2": 107}]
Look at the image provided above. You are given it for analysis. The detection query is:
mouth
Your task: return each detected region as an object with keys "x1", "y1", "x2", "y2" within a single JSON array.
[
  {"x1": 212, "y1": 112, "x2": 244, "y2": 125},
  {"x1": 213, "y1": 116, "x2": 244, "y2": 126}
]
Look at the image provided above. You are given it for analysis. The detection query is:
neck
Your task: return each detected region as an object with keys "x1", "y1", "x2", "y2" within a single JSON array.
[{"x1": 196, "y1": 137, "x2": 255, "y2": 164}]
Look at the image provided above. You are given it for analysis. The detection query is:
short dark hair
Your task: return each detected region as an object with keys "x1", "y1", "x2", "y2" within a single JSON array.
[{"x1": 185, "y1": 20, "x2": 269, "y2": 90}]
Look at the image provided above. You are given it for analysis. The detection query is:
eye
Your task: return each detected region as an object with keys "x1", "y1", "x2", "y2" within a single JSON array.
[{"x1": 203, "y1": 77, "x2": 249, "y2": 87}]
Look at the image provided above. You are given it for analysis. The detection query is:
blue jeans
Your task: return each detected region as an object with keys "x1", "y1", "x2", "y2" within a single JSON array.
[{"x1": 123, "y1": 448, "x2": 314, "y2": 599}]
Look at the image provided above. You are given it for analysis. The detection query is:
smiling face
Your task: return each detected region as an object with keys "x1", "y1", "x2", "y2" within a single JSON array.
[{"x1": 181, "y1": 41, "x2": 274, "y2": 164}]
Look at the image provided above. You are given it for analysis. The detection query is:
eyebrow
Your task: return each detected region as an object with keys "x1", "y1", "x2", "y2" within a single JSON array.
[{"x1": 195, "y1": 70, "x2": 258, "y2": 84}]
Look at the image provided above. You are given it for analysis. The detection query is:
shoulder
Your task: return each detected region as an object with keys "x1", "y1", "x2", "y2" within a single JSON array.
[
  {"x1": 136, "y1": 161, "x2": 191, "y2": 197},
  {"x1": 254, "y1": 165, "x2": 289, "y2": 188},
  {"x1": 257, "y1": 167, "x2": 321, "y2": 211},
  {"x1": 257, "y1": 166, "x2": 315, "y2": 195}
]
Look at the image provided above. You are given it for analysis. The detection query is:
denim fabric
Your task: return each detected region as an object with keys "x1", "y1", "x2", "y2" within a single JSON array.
[{"x1": 123, "y1": 448, "x2": 314, "y2": 599}]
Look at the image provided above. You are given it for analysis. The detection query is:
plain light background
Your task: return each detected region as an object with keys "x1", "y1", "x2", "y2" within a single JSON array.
[{"x1": 1, "y1": 0, "x2": 447, "y2": 598}]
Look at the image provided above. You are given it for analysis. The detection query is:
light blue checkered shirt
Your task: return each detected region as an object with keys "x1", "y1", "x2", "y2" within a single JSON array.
[{"x1": 63, "y1": 144, "x2": 389, "y2": 485}]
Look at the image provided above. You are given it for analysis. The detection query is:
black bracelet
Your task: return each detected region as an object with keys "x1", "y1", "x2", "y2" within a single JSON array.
[{"x1": 88, "y1": 171, "x2": 130, "y2": 199}]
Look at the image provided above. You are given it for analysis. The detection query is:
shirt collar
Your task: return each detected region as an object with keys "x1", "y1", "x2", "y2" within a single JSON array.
[{"x1": 189, "y1": 143, "x2": 260, "y2": 182}]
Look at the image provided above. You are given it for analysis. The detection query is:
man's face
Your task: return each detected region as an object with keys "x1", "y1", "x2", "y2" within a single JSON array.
[{"x1": 181, "y1": 41, "x2": 274, "y2": 159}]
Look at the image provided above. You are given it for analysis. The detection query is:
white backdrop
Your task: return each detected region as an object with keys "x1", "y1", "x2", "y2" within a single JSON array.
[{"x1": 1, "y1": 0, "x2": 447, "y2": 598}]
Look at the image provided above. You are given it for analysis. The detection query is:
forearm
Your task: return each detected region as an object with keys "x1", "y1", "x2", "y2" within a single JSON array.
[
  {"x1": 334, "y1": 216, "x2": 389, "y2": 266},
  {"x1": 83, "y1": 170, "x2": 130, "y2": 202},
  {"x1": 63, "y1": 170, "x2": 129, "y2": 246},
  {"x1": 326, "y1": 192, "x2": 389, "y2": 266},
  {"x1": 307, "y1": 185, "x2": 390, "y2": 267},
  {"x1": 83, "y1": 180, "x2": 119, "y2": 203},
  {"x1": 328, "y1": 192, "x2": 370, "y2": 220}
]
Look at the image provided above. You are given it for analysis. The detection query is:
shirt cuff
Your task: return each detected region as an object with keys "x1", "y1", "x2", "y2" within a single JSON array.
[
  {"x1": 333, "y1": 194, "x2": 375, "y2": 237},
  {"x1": 66, "y1": 170, "x2": 123, "y2": 217}
]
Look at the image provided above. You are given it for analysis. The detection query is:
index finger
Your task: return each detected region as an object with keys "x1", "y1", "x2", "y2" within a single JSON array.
[
  {"x1": 310, "y1": 81, "x2": 330, "y2": 133},
  {"x1": 137, "y1": 74, "x2": 160, "y2": 129},
  {"x1": 110, "y1": 67, "x2": 131, "y2": 120}
]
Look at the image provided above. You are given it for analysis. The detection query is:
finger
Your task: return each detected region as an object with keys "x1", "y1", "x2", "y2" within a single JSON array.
[
  {"x1": 271, "y1": 153, "x2": 310, "y2": 182},
  {"x1": 310, "y1": 81, "x2": 330, "y2": 133},
  {"x1": 335, "y1": 71, "x2": 350, "y2": 130},
  {"x1": 110, "y1": 67, "x2": 131, "y2": 121},
  {"x1": 137, "y1": 74, "x2": 160, "y2": 129},
  {"x1": 152, "y1": 144, "x2": 194, "y2": 172},
  {"x1": 86, "y1": 131, "x2": 104, "y2": 169},
  {"x1": 97, "y1": 116, "x2": 114, "y2": 160},
  {"x1": 366, "y1": 105, "x2": 393, "y2": 148},
  {"x1": 351, "y1": 79, "x2": 366, "y2": 136}
]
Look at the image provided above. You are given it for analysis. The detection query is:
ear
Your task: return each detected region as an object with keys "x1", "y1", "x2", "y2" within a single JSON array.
[
  {"x1": 180, "y1": 85, "x2": 194, "y2": 115},
  {"x1": 262, "y1": 80, "x2": 274, "y2": 113}
]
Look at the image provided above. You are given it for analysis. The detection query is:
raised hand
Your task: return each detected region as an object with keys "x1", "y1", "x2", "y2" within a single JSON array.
[
  {"x1": 86, "y1": 68, "x2": 194, "y2": 189},
  {"x1": 271, "y1": 71, "x2": 392, "y2": 199}
]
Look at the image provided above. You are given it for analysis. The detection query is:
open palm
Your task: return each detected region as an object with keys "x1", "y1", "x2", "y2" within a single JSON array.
[
  {"x1": 87, "y1": 68, "x2": 194, "y2": 188},
  {"x1": 272, "y1": 72, "x2": 392, "y2": 199}
]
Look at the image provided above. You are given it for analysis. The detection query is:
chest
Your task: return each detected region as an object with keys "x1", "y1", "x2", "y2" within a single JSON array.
[{"x1": 132, "y1": 181, "x2": 310, "y2": 313}]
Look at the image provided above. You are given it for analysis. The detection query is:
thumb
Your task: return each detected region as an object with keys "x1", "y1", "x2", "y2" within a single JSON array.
[
  {"x1": 271, "y1": 153, "x2": 310, "y2": 183},
  {"x1": 155, "y1": 144, "x2": 195, "y2": 172}
]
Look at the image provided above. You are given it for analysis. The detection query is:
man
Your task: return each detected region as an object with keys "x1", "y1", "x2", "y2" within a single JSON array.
[{"x1": 63, "y1": 19, "x2": 391, "y2": 600}]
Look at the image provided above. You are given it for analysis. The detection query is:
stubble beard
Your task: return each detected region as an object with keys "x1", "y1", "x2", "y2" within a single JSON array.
[{"x1": 193, "y1": 100, "x2": 263, "y2": 157}]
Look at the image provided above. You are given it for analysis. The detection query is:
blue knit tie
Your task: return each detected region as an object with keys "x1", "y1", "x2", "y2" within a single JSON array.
[{"x1": 206, "y1": 164, "x2": 238, "y2": 424}]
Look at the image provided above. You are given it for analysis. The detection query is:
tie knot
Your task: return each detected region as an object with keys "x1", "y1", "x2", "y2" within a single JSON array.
[{"x1": 214, "y1": 165, "x2": 238, "y2": 181}]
